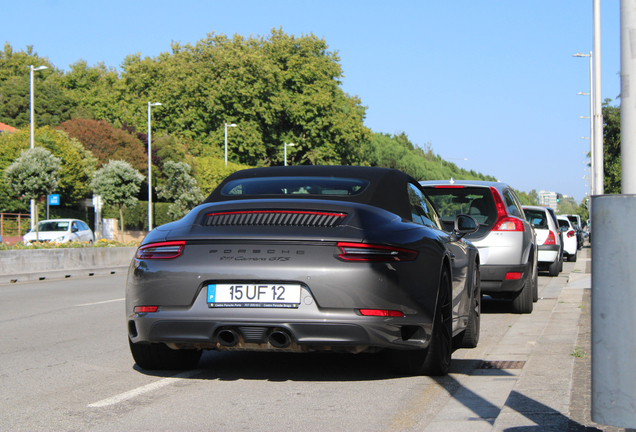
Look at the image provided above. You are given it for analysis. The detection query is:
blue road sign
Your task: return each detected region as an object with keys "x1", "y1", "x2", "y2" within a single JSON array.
[{"x1": 48, "y1": 194, "x2": 60, "y2": 206}]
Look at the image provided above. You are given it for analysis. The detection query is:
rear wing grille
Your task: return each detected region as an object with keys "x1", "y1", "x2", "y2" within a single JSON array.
[{"x1": 203, "y1": 211, "x2": 347, "y2": 228}]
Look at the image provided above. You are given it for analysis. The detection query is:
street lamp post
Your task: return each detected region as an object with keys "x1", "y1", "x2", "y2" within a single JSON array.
[
  {"x1": 224, "y1": 123, "x2": 236, "y2": 166},
  {"x1": 29, "y1": 65, "x2": 48, "y2": 229},
  {"x1": 573, "y1": 51, "x2": 594, "y2": 197},
  {"x1": 441, "y1": 157, "x2": 467, "y2": 169},
  {"x1": 284, "y1": 143, "x2": 295, "y2": 166},
  {"x1": 147, "y1": 102, "x2": 162, "y2": 232}
]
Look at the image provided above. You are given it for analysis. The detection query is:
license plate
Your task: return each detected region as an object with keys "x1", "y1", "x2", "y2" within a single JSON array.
[{"x1": 207, "y1": 284, "x2": 301, "y2": 308}]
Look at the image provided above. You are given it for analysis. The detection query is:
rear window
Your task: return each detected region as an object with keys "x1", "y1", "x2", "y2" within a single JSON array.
[
  {"x1": 221, "y1": 176, "x2": 369, "y2": 197},
  {"x1": 524, "y1": 209, "x2": 548, "y2": 229},
  {"x1": 424, "y1": 187, "x2": 497, "y2": 226}
]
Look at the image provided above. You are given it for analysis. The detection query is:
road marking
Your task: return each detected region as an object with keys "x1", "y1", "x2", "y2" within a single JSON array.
[
  {"x1": 88, "y1": 370, "x2": 201, "y2": 407},
  {"x1": 75, "y1": 298, "x2": 124, "y2": 307}
]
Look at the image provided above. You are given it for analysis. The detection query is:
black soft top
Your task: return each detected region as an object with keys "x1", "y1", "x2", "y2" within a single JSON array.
[{"x1": 203, "y1": 165, "x2": 420, "y2": 219}]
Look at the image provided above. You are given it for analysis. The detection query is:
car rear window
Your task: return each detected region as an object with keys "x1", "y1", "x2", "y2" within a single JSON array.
[
  {"x1": 424, "y1": 186, "x2": 497, "y2": 229},
  {"x1": 221, "y1": 177, "x2": 370, "y2": 197},
  {"x1": 524, "y1": 209, "x2": 548, "y2": 229}
]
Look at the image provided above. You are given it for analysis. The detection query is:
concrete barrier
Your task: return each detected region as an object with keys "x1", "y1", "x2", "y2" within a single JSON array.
[{"x1": 0, "y1": 247, "x2": 137, "y2": 284}]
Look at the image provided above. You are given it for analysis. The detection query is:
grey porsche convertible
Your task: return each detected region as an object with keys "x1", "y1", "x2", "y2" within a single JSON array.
[{"x1": 126, "y1": 166, "x2": 481, "y2": 375}]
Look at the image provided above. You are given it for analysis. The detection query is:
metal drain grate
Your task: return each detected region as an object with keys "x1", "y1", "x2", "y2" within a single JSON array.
[{"x1": 478, "y1": 360, "x2": 526, "y2": 369}]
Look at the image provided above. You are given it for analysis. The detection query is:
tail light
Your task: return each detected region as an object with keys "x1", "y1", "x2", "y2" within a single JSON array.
[
  {"x1": 337, "y1": 242, "x2": 418, "y2": 262},
  {"x1": 505, "y1": 272, "x2": 523, "y2": 280},
  {"x1": 136, "y1": 241, "x2": 186, "y2": 259},
  {"x1": 359, "y1": 309, "x2": 405, "y2": 317},
  {"x1": 134, "y1": 306, "x2": 159, "y2": 313},
  {"x1": 567, "y1": 230, "x2": 576, "y2": 238},
  {"x1": 544, "y1": 230, "x2": 557, "y2": 245},
  {"x1": 490, "y1": 187, "x2": 525, "y2": 232}
]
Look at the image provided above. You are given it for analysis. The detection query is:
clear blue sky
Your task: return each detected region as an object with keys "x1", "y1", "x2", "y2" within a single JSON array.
[{"x1": 4, "y1": 1, "x2": 620, "y2": 202}]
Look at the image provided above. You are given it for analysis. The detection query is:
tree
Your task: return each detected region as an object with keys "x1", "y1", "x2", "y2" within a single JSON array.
[
  {"x1": 0, "y1": 126, "x2": 96, "y2": 212},
  {"x1": 90, "y1": 160, "x2": 144, "y2": 242},
  {"x1": 87, "y1": 29, "x2": 371, "y2": 166},
  {"x1": 602, "y1": 99, "x2": 621, "y2": 194},
  {"x1": 194, "y1": 156, "x2": 250, "y2": 196},
  {"x1": 156, "y1": 161, "x2": 204, "y2": 220},
  {"x1": 4, "y1": 147, "x2": 61, "y2": 240},
  {"x1": 57, "y1": 118, "x2": 148, "y2": 174},
  {"x1": 0, "y1": 43, "x2": 74, "y2": 128}
]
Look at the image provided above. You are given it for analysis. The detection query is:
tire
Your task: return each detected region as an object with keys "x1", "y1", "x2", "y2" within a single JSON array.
[
  {"x1": 559, "y1": 258, "x2": 563, "y2": 272},
  {"x1": 390, "y1": 268, "x2": 452, "y2": 376},
  {"x1": 548, "y1": 257, "x2": 560, "y2": 277},
  {"x1": 129, "y1": 338, "x2": 202, "y2": 370},
  {"x1": 510, "y1": 271, "x2": 533, "y2": 314},
  {"x1": 459, "y1": 265, "x2": 481, "y2": 348},
  {"x1": 532, "y1": 263, "x2": 539, "y2": 303},
  {"x1": 569, "y1": 251, "x2": 577, "y2": 262}
]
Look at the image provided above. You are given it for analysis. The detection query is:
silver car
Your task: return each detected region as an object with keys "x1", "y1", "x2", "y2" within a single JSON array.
[{"x1": 421, "y1": 180, "x2": 537, "y2": 313}]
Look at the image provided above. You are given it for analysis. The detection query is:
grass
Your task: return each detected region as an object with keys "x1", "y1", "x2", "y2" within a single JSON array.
[{"x1": 571, "y1": 347, "x2": 586, "y2": 358}]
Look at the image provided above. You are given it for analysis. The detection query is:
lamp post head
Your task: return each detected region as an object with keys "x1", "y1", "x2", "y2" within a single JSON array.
[
  {"x1": 225, "y1": 123, "x2": 236, "y2": 128},
  {"x1": 577, "y1": 92, "x2": 590, "y2": 95},
  {"x1": 572, "y1": 53, "x2": 591, "y2": 57},
  {"x1": 149, "y1": 102, "x2": 162, "y2": 107},
  {"x1": 31, "y1": 65, "x2": 48, "y2": 71}
]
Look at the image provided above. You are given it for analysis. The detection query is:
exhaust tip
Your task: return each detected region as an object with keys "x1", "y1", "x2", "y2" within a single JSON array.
[
  {"x1": 217, "y1": 329, "x2": 240, "y2": 347},
  {"x1": 268, "y1": 330, "x2": 292, "y2": 348}
]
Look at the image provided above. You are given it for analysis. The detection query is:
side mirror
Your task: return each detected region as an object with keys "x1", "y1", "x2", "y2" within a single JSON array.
[
  {"x1": 453, "y1": 214, "x2": 479, "y2": 240},
  {"x1": 72, "y1": 227, "x2": 79, "y2": 233}
]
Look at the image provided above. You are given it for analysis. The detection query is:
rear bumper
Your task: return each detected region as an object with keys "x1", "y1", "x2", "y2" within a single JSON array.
[
  {"x1": 128, "y1": 286, "x2": 434, "y2": 353},
  {"x1": 480, "y1": 262, "x2": 531, "y2": 294},
  {"x1": 538, "y1": 244, "x2": 560, "y2": 264}
]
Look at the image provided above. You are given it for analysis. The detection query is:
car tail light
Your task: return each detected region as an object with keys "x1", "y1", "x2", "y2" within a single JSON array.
[
  {"x1": 359, "y1": 309, "x2": 405, "y2": 317},
  {"x1": 136, "y1": 241, "x2": 186, "y2": 259},
  {"x1": 544, "y1": 230, "x2": 557, "y2": 245},
  {"x1": 433, "y1": 185, "x2": 466, "y2": 188},
  {"x1": 490, "y1": 187, "x2": 525, "y2": 232},
  {"x1": 337, "y1": 242, "x2": 418, "y2": 262},
  {"x1": 505, "y1": 272, "x2": 523, "y2": 280},
  {"x1": 134, "y1": 306, "x2": 159, "y2": 313},
  {"x1": 567, "y1": 230, "x2": 576, "y2": 238}
]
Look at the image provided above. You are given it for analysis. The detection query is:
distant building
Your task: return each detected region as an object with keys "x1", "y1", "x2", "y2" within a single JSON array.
[
  {"x1": 538, "y1": 190, "x2": 558, "y2": 209},
  {"x1": 0, "y1": 122, "x2": 18, "y2": 134}
]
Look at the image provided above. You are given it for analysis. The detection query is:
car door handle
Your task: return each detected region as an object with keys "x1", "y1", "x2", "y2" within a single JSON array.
[{"x1": 449, "y1": 254, "x2": 456, "y2": 260}]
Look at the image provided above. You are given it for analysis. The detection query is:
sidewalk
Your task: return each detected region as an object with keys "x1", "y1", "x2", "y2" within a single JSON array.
[{"x1": 419, "y1": 247, "x2": 628, "y2": 432}]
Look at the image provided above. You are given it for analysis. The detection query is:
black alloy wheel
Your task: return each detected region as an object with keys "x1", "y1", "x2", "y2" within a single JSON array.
[{"x1": 459, "y1": 265, "x2": 481, "y2": 348}]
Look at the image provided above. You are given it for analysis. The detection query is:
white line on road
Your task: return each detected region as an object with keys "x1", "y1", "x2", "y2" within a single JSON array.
[
  {"x1": 88, "y1": 370, "x2": 201, "y2": 408},
  {"x1": 74, "y1": 298, "x2": 125, "y2": 307}
]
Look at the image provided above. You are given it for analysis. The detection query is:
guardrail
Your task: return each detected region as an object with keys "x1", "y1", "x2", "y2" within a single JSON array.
[{"x1": 0, "y1": 246, "x2": 137, "y2": 284}]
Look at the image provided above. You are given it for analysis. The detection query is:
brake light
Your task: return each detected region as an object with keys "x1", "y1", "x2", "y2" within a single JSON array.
[
  {"x1": 433, "y1": 185, "x2": 465, "y2": 188},
  {"x1": 544, "y1": 231, "x2": 557, "y2": 245},
  {"x1": 136, "y1": 241, "x2": 186, "y2": 259},
  {"x1": 490, "y1": 187, "x2": 525, "y2": 232},
  {"x1": 134, "y1": 306, "x2": 159, "y2": 313},
  {"x1": 567, "y1": 230, "x2": 576, "y2": 238},
  {"x1": 505, "y1": 272, "x2": 523, "y2": 280},
  {"x1": 359, "y1": 309, "x2": 405, "y2": 317},
  {"x1": 337, "y1": 242, "x2": 418, "y2": 262}
]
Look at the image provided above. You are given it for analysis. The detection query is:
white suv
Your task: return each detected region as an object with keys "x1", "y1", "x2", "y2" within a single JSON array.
[
  {"x1": 523, "y1": 206, "x2": 562, "y2": 276},
  {"x1": 421, "y1": 180, "x2": 537, "y2": 314},
  {"x1": 557, "y1": 216, "x2": 578, "y2": 262}
]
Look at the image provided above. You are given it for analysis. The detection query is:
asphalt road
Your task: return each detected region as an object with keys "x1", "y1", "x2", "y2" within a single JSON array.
[{"x1": 0, "y1": 264, "x2": 573, "y2": 432}]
